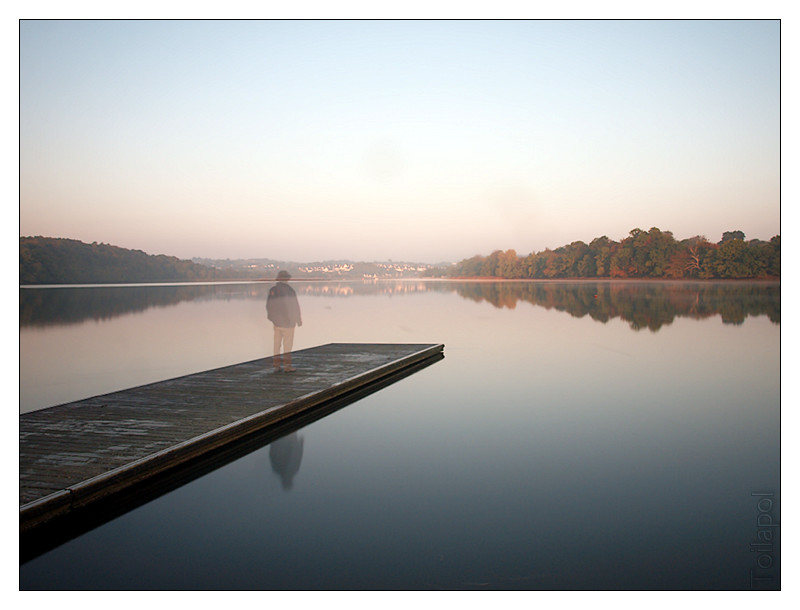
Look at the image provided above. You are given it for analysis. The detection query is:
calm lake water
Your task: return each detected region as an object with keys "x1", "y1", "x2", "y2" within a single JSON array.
[{"x1": 19, "y1": 280, "x2": 780, "y2": 590}]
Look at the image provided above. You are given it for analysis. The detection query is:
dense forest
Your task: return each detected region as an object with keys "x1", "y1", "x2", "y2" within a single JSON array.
[
  {"x1": 19, "y1": 237, "x2": 218, "y2": 284},
  {"x1": 435, "y1": 228, "x2": 780, "y2": 280}
]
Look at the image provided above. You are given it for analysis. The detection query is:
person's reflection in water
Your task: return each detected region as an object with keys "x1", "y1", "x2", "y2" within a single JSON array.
[{"x1": 269, "y1": 432, "x2": 304, "y2": 490}]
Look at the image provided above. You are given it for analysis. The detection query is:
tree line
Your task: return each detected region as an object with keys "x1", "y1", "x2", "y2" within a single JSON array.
[
  {"x1": 436, "y1": 228, "x2": 779, "y2": 280},
  {"x1": 19, "y1": 237, "x2": 219, "y2": 284}
]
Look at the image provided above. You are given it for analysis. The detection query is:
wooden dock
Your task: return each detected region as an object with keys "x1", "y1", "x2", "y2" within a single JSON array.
[{"x1": 20, "y1": 343, "x2": 444, "y2": 534}]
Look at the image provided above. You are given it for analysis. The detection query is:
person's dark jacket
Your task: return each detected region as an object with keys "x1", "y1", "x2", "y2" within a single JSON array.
[{"x1": 267, "y1": 282, "x2": 302, "y2": 327}]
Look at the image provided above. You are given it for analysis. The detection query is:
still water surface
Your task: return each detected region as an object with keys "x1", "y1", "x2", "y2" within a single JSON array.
[{"x1": 19, "y1": 280, "x2": 780, "y2": 589}]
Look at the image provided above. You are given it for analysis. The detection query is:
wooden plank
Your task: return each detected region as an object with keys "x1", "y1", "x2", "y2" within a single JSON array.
[{"x1": 20, "y1": 343, "x2": 443, "y2": 531}]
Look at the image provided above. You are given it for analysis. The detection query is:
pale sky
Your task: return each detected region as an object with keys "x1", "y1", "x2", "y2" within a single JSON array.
[{"x1": 19, "y1": 19, "x2": 780, "y2": 263}]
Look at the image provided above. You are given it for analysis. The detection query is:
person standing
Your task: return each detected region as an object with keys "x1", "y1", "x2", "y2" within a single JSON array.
[{"x1": 266, "y1": 270, "x2": 302, "y2": 372}]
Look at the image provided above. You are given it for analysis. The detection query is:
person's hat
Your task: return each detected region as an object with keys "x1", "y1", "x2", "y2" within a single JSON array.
[{"x1": 277, "y1": 270, "x2": 292, "y2": 280}]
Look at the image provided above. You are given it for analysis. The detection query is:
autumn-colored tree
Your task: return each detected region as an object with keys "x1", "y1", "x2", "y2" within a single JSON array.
[
  {"x1": 589, "y1": 236, "x2": 616, "y2": 277},
  {"x1": 497, "y1": 249, "x2": 522, "y2": 278},
  {"x1": 715, "y1": 238, "x2": 751, "y2": 278}
]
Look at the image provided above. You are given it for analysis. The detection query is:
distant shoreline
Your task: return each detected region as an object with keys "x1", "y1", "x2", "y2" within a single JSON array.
[{"x1": 20, "y1": 276, "x2": 780, "y2": 288}]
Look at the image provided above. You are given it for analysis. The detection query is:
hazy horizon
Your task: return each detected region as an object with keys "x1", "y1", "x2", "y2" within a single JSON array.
[
  {"x1": 20, "y1": 20, "x2": 780, "y2": 263},
  {"x1": 19, "y1": 223, "x2": 780, "y2": 267}
]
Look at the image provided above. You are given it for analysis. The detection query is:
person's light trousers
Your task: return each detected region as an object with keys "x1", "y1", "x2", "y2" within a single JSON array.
[{"x1": 273, "y1": 325, "x2": 295, "y2": 360}]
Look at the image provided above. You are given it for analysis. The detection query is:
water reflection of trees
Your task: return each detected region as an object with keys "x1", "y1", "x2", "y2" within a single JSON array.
[
  {"x1": 449, "y1": 281, "x2": 780, "y2": 331},
  {"x1": 19, "y1": 284, "x2": 266, "y2": 327},
  {"x1": 20, "y1": 280, "x2": 779, "y2": 331},
  {"x1": 19, "y1": 281, "x2": 435, "y2": 327}
]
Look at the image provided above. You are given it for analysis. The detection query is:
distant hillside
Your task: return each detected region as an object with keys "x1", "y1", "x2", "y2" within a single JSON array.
[
  {"x1": 20, "y1": 237, "x2": 217, "y2": 284},
  {"x1": 19, "y1": 237, "x2": 441, "y2": 284}
]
